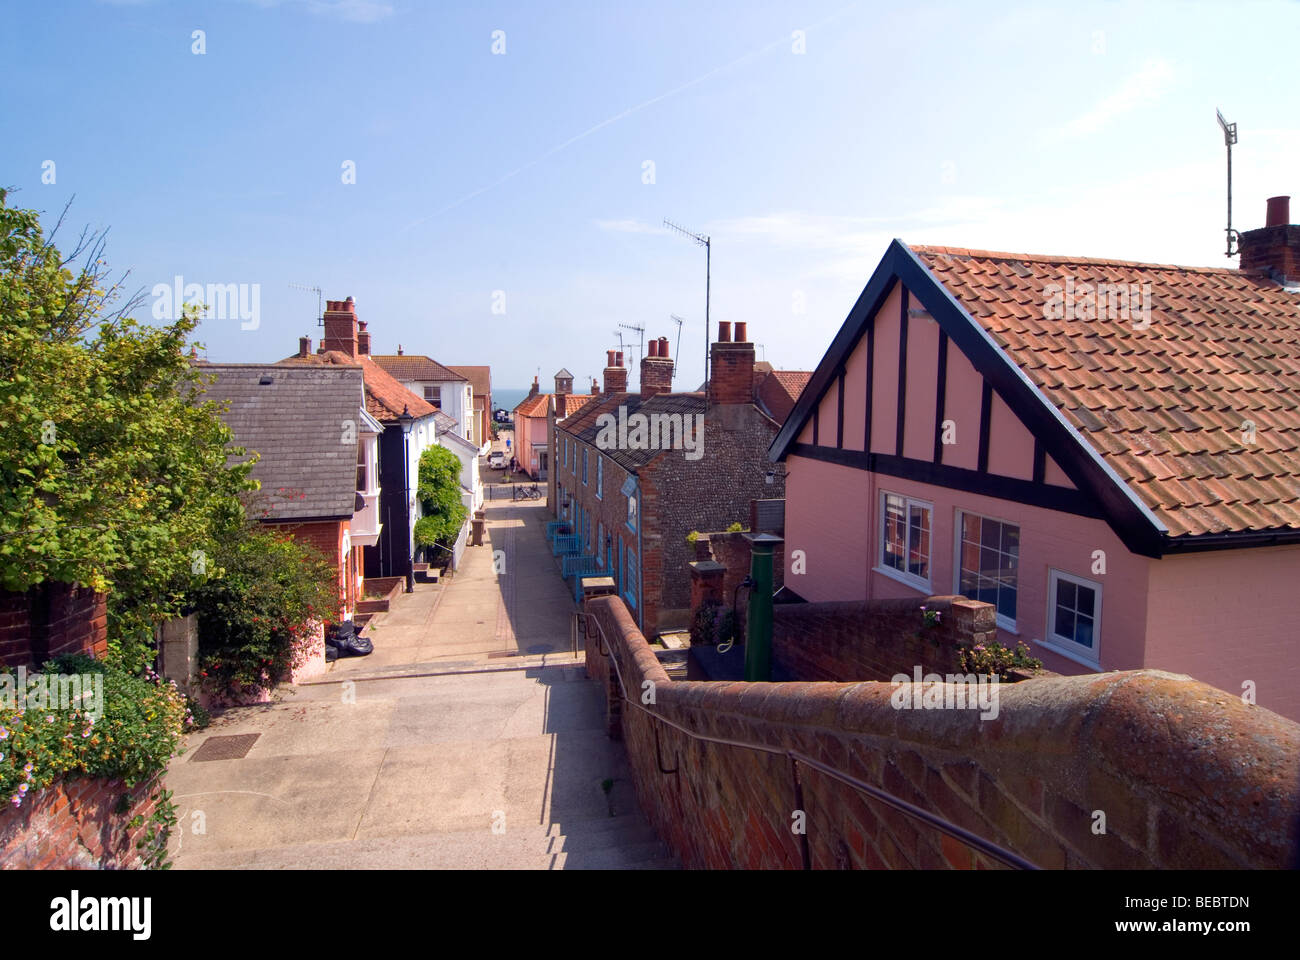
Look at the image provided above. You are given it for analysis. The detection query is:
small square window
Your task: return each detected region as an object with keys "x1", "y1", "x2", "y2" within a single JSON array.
[{"x1": 1046, "y1": 570, "x2": 1102, "y2": 664}]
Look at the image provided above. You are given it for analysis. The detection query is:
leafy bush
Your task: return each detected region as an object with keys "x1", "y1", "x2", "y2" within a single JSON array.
[
  {"x1": 189, "y1": 526, "x2": 337, "y2": 697},
  {"x1": 690, "y1": 600, "x2": 740, "y2": 647},
  {"x1": 0, "y1": 190, "x2": 255, "y2": 673},
  {"x1": 414, "y1": 446, "x2": 468, "y2": 550},
  {"x1": 956, "y1": 640, "x2": 1043, "y2": 679},
  {"x1": 0, "y1": 657, "x2": 191, "y2": 808}
]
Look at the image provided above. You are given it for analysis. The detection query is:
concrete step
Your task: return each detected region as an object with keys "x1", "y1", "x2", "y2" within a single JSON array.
[{"x1": 175, "y1": 819, "x2": 678, "y2": 870}]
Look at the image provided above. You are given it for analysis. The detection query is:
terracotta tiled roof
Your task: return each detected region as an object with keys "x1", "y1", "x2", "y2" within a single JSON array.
[
  {"x1": 514, "y1": 393, "x2": 550, "y2": 418},
  {"x1": 278, "y1": 351, "x2": 437, "y2": 423},
  {"x1": 913, "y1": 245, "x2": 1300, "y2": 538},
  {"x1": 447, "y1": 365, "x2": 491, "y2": 397},
  {"x1": 557, "y1": 394, "x2": 596, "y2": 419},
  {"x1": 757, "y1": 369, "x2": 812, "y2": 423},
  {"x1": 370, "y1": 354, "x2": 467, "y2": 383}
]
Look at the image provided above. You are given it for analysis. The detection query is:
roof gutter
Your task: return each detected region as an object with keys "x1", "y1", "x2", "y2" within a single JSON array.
[{"x1": 1160, "y1": 527, "x2": 1300, "y2": 554}]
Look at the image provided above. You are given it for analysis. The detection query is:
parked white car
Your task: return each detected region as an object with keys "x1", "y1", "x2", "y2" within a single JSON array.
[{"x1": 488, "y1": 450, "x2": 506, "y2": 469}]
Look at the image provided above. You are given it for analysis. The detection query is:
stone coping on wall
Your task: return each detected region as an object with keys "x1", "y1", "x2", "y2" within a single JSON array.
[{"x1": 585, "y1": 594, "x2": 1300, "y2": 869}]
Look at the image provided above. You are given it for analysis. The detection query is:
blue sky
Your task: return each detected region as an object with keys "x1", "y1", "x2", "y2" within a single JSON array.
[{"x1": 3, "y1": 0, "x2": 1297, "y2": 393}]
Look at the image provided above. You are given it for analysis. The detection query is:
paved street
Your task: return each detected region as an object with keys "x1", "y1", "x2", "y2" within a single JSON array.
[{"x1": 165, "y1": 495, "x2": 676, "y2": 869}]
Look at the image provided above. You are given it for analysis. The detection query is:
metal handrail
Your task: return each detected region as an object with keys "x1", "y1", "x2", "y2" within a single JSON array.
[{"x1": 578, "y1": 609, "x2": 1037, "y2": 871}]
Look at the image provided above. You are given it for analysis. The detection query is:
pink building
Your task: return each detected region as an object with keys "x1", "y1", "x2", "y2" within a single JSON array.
[{"x1": 772, "y1": 198, "x2": 1300, "y2": 720}]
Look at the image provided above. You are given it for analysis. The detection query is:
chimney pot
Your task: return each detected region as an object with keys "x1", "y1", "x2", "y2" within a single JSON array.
[
  {"x1": 658, "y1": 336, "x2": 670, "y2": 359},
  {"x1": 735, "y1": 321, "x2": 748, "y2": 342},
  {"x1": 606, "y1": 350, "x2": 616, "y2": 367},
  {"x1": 1266, "y1": 195, "x2": 1291, "y2": 227},
  {"x1": 718, "y1": 321, "x2": 732, "y2": 343},
  {"x1": 616, "y1": 351, "x2": 624, "y2": 366},
  {"x1": 648, "y1": 339, "x2": 659, "y2": 358}
]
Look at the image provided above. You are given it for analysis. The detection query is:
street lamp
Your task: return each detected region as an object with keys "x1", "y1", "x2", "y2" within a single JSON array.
[{"x1": 398, "y1": 404, "x2": 415, "y2": 593}]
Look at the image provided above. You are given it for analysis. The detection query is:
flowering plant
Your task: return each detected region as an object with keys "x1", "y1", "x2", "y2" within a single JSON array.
[
  {"x1": 0, "y1": 654, "x2": 190, "y2": 810},
  {"x1": 920, "y1": 605, "x2": 942, "y2": 628},
  {"x1": 956, "y1": 640, "x2": 1042, "y2": 678}
]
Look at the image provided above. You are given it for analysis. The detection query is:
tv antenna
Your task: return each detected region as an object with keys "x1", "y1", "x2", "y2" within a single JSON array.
[
  {"x1": 669, "y1": 314, "x2": 684, "y2": 380},
  {"x1": 617, "y1": 321, "x2": 646, "y2": 362},
  {"x1": 1216, "y1": 109, "x2": 1240, "y2": 258},
  {"x1": 664, "y1": 219, "x2": 711, "y2": 391},
  {"x1": 289, "y1": 283, "x2": 323, "y2": 326}
]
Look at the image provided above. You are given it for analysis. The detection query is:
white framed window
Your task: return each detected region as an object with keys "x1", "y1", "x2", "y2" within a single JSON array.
[
  {"x1": 877, "y1": 492, "x2": 931, "y2": 591},
  {"x1": 582, "y1": 448, "x2": 589, "y2": 484},
  {"x1": 1044, "y1": 570, "x2": 1102, "y2": 666},
  {"x1": 596, "y1": 456, "x2": 604, "y2": 499},
  {"x1": 954, "y1": 511, "x2": 1019, "y2": 631}
]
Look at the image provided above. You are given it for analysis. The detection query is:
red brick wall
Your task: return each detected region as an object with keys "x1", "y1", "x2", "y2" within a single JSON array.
[
  {"x1": 709, "y1": 341, "x2": 756, "y2": 406},
  {"x1": 268, "y1": 519, "x2": 351, "y2": 621},
  {"x1": 583, "y1": 593, "x2": 1300, "y2": 869},
  {"x1": 0, "y1": 774, "x2": 165, "y2": 869},
  {"x1": 558, "y1": 403, "x2": 783, "y2": 637},
  {"x1": 0, "y1": 583, "x2": 108, "y2": 669},
  {"x1": 771, "y1": 596, "x2": 1000, "y2": 682}
]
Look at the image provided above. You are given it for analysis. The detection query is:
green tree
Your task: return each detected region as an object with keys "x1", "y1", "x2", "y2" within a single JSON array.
[
  {"x1": 0, "y1": 190, "x2": 254, "y2": 668},
  {"x1": 413, "y1": 445, "x2": 468, "y2": 556}
]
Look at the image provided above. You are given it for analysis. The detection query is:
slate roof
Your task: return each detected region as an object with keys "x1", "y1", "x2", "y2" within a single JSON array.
[
  {"x1": 278, "y1": 350, "x2": 437, "y2": 423},
  {"x1": 200, "y1": 364, "x2": 367, "y2": 521},
  {"x1": 370, "y1": 354, "x2": 467, "y2": 383},
  {"x1": 558, "y1": 391, "x2": 708, "y2": 473},
  {"x1": 914, "y1": 245, "x2": 1300, "y2": 538}
]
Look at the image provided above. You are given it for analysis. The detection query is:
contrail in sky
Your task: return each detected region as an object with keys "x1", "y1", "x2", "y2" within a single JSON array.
[{"x1": 401, "y1": 5, "x2": 857, "y2": 231}]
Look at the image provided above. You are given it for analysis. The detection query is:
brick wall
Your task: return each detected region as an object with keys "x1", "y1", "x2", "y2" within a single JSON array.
[
  {"x1": 771, "y1": 596, "x2": 1001, "y2": 682},
  {"x1": 269, "y1": 519, "x2": 351, "y2": 621},
  {"x1": 0, "y1": 774, "x2": 166, "y2": 869},
  {"x1": 583, "y1": 593, "x2": 1300, "y2": 869},
  {"x1": 0, "y1": 583, "x2": 108, "y2": 669},
  {"x1": 558, "y1": 401, "x2": 784, "y2": 637}
]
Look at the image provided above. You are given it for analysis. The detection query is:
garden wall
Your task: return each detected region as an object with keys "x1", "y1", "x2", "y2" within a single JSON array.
[
  {"x1": 0, "y1": 582, "x2": 107, "y2": 669},
  {"x1": 583, "y1": 594, "x2": 1300, "y2": 870},
  {"x1": 0, "y1": 774, "x2": 166, "y2": 869}
]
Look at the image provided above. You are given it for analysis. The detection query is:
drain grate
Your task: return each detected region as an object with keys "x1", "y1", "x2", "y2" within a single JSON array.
[{"x1": 190, "y1": 733, "x2": 261, "y2": 762}]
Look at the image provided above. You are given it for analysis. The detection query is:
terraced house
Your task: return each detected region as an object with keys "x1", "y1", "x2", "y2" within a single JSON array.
[
  {"x1": 771, "y1": 196, "x2": 1300, "y2": 721},
  {"x1": 552, "y1": 329, "x2": 788, "y2": 636}
]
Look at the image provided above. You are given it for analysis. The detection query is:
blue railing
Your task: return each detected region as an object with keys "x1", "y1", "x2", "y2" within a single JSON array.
[{"x1": 552, "y1": 534, "x2": 581, "y2": 557}]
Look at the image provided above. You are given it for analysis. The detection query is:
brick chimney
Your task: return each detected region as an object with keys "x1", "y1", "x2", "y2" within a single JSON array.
[
  {"x1": 298, "y1": 336, "x2": 311, "y2": 358},
  {"x1": 591, "y1": 377, "x2": 599, "y2": 394},
  {"x1": 1239, "y1": 196, "x2": 1300, "y2": 283},
  {"x1": 528, "y1": 375, "x2": 539, "y2": 398},
  {"x1": 709, "y1": 320, "x2": 755, "y2": 406},
  {"x1": 603, "y1": 350, "x2": 628, "y2": 394},
  {"x1": 321, "y1": 297, "x2": 358, "y2": 357},
  {"x1": 356, "y1": 320, "x2": 371, "y2": 355},
  {"x1": 555, "y1": 370, "x2": 573, "y2": 396},
  {"x1": 640, "y1": 337, "x2": 674, "y2": 398}
]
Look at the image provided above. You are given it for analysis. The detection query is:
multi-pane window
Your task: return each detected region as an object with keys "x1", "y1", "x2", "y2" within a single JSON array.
[
  {"x1": 582, "y1": 448, "x2": 589, "y2": 484},
  {"x1": 1047, "y1": 571, "x2": 1101, "y2": 662},
  {"x1": 627, "y1": 493, "x2": 637, "y2": 531},
  {"x1": 624, "y1": 548, "x2": 639, "y2": 609},
  {"x1": 596, "y1": 456, "x2": 604, "y2": 499},
  {"x1": 957, "y1": 513, "x2": 1019, "y2": 627},
  {"x1": 879, "y1": 493, "x2": 931, "y2": 588}
]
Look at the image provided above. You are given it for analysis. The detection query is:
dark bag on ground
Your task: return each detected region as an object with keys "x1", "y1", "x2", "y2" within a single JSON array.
[{"x1": 325, "y1": 620, "x2": 373, "y2": 657}]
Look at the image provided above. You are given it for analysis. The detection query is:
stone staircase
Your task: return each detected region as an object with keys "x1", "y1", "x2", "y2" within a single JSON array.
[{"x1": 176, "y1": 814, "x2": 678, "y2": 870}]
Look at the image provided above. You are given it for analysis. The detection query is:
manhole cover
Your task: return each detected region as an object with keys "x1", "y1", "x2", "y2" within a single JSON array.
[{"x1": 190, "y1": 733, "x2": 261, "y2": 762}]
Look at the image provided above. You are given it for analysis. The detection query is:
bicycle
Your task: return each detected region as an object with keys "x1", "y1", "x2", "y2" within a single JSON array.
[{"x1": 515, "y1": 482, "x2": 542, "y2": 500}]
